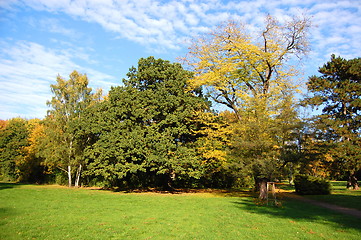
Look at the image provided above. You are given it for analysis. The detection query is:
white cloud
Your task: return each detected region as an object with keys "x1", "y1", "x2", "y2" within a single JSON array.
[
  {"x1": 6, "y1": 0, "x2": 357, "y2": 58},
  {"x1": 1, "y1": 0, "x2": 361, "y2": 119},
  {"x1": 0, "y1": 40, "x2": 116, "y2": 119}
]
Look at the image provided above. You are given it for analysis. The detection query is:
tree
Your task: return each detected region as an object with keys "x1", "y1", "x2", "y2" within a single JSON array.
[
  {"x1": 16, "y1": 119, "x2": 47, "y2": 182},
  {"x1": 184, "y1": 14, "x2": 311, "y2": 121},
  {"x1": 0, "y1": 118, "x2": 29, "y2": 181},
  {"x1": 84, "y1": 57, "x2": 209, "y2": 189},
  {"x1": 184, "y1": 15, "x2": 311, "y2": 197},
  {"x1": 304, "y1": 55, "x2": 361, "y2": 189},
  {"x1": 42, "y1": 70, "x2": 101, "y2": 187}
]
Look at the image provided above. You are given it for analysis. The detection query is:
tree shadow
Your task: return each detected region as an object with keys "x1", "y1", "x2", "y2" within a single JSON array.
[
  {"x1": 232, "y1": 196, "x2": 361, "y2": 232},
  {"x1": 0, "y1": 182, "x2": 20, "y2": 190},
  {"x1": 0, "y1": 207, "x2": 17, "y2": 224}
]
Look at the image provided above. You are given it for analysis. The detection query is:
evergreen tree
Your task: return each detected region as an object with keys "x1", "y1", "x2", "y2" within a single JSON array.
[{"x1": 304, "y1": 55, "x2": 361, "y2": 189}]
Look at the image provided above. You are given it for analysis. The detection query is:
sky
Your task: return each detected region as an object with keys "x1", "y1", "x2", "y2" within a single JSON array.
[{"x1": 0, "y1": 0, "x2": 360, "y2": 120}]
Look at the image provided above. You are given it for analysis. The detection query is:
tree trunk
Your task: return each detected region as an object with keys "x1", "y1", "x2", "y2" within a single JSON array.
[
  {"x1": 347, "y1": 174, "x2": 359, "y2": 190},
  {"x1": 67, "y1": 165, "x2": 72, "y2": 187},
  {"x1": 258, "y1": 178, "x2": 268, "y2": 200},
  {"x1": 75, "y1": 164, "x2": 82, "y2": 188}
]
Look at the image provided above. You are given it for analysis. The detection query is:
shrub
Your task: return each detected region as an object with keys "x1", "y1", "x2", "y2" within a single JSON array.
[{"x1": 294, "y1": 174, "x2": 331, "y2": 195}]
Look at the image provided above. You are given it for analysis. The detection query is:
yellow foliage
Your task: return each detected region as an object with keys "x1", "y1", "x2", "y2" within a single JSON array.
[{"x1": 184, "y1": 15, "x2": 311, "y2": 124}]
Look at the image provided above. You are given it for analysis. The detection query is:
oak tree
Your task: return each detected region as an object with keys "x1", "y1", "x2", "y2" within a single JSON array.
[{"x1": 84, "y1": 57, "x2": 209, "y2": 189}]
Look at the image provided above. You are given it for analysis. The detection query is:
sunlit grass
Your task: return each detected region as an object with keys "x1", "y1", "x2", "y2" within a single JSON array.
[{"x1": 0, "y1": 183, "x2": 360, "y2": 239}]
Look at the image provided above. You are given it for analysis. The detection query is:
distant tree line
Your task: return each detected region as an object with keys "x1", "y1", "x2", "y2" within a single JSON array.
[{"x1": 1, "y1": 15, "x2": 360, "y2": 191}]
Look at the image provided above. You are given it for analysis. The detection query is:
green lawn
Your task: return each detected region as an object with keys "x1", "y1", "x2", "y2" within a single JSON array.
[
  {"x1": 277, "y1": 181, "x2": 361, "y2": 211},
  {"x1": 306, "y1": 181, "x2": 361, "y2": 211},
  {"x1": 1, "y1": 183, "x2": 360, "y2": 239}
]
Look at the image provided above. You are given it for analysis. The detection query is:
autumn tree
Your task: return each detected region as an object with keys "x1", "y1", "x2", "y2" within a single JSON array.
[
  {"x1": 303, "y1": 55, "x2": 361, "y2": 189},
  {"x1": 42, "y1": 70, "x2": 101, "y2": 187},
  {"x1": 190, "y1": 111, "x2": 234, "y2": 187},
  {"x1": 184, "y1": 14, "x2": 311, "y2": 197},
  {"x1": 16, "y1": 119, "x2": 47, "y2": 182},
  {"x1": 0, "y1": 118, "x2": 29, "y2": 181}
]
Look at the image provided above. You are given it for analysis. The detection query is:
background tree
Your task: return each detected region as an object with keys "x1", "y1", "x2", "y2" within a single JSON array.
[
  {"x1": 303, "y1": 55, "x2": 361, "y2": 189},
  {"x1": 16, "y1": 119, "x2": 47, "y2": 182},
  {"x1": 41, "y1": 70, "x2": 101, "y2": 187},
  {"x1": 184, "y1": 14, "x2": 311, "y2": 197},
  {"x1": 0, "y1": 118, "x2": 29, "y2": 181}
]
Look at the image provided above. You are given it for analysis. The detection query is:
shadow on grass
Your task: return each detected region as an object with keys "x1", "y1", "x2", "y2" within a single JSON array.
[
  {"x1": 90, "y1": 186, "x2": 256, "y2": 196},
  {"x1": 307, "y1": 193, "x2": 361, "y2": 211},
  {"x1": 0, "y1": 182, "x2": 20, "y2": 190},
  {"x1": 232, "y1": 196, "x2": 361, "y2": 232}
]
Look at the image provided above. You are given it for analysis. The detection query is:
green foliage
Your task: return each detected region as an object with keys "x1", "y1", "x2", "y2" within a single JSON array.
[
  {"x1": 0, "y1": 118, "x2": 29, "y2": 181},
  {"x1": 16, "y1": 119, "x2": 47, "y2": 183},
  {"x1": 84, "y1": 57, "x2": 210, "y2": 189},
  {"x1": 294, "y1": 174, "x2": 331, "y2": 195},
  {"x1": 303, "y1": 55, "x2": 361, "y2": 180},
  {"x1": 41, "y1": 70, "x2": 101, "y2": 187}
]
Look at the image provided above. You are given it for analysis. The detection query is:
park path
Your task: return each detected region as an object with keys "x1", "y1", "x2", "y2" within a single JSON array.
[{"x1": 281, "y1": 192, "x2": 361, "y2": 219}]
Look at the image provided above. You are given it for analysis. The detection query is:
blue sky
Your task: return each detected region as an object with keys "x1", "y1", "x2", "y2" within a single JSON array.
[{"x1": 0, "y1": 0, "x2": 360, "y2": 120}]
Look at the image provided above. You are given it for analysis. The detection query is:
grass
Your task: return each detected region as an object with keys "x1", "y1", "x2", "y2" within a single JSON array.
[
  {"x1": 306, "y1": 181, "x2": 361, "y2": 211},
  {"x1": 277, "y1": 180, "x2": 361, "y2": 211},
  {"x1": 1, "y1": 183, "x2": 360, "y2": 239}
]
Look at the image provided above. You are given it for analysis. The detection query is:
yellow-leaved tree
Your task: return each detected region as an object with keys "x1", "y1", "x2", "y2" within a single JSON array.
[{"x1": 184, "y1": 15, "x2": 311, "y2": 198}]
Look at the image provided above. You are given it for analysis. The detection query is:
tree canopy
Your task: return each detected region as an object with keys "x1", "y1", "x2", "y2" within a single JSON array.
[
  {"x1": 40, "y1": 70, "x2": 102, "y2": 187},
  {"x1": 83, "y1": 57, "x2": 211, "y2": 189},
  {"x1": 304, "y1": 55, "x2": 361, "y2": 189},
  {"x1": 1, "y1": 14, "x2": 360, "y2": 193}
]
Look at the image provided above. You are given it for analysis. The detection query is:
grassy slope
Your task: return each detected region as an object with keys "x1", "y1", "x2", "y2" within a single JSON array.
[{"x1": 0, "y1": 183, "x2": 360, "y2": 240}]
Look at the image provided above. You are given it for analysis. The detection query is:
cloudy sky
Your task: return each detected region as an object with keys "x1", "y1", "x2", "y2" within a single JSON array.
[{"x1": 0, "y1": 0, "x2": 360, "y2": 120}]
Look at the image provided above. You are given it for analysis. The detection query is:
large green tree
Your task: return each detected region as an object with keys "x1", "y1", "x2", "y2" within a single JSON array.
[
  {"x1": 41, "y1": 70, "x2": 101, "y2": 187},
  {"x1": 304, "y1": 55, "x2": 361, "y2": 189},
  {"x1": 84, "y1": 57, "x2": 209, "y2": 189}
]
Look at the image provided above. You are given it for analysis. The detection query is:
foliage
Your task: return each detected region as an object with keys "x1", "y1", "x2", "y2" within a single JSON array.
[
  {"x1": 15, "y1": 119, "x2": 46, "y2": 182},
  {"x1": 83, "y1": 57, "x2": 210, "y2": 189},
  {"x1": 184, "y1": 15, "x2": 311, "y2": 186},
  {"x1": 41, "y1": 70, "x2": 102, "y2": 187},
  {"x1": 190, "y1": 111, "x2": 234, "y2": 188},
  {"x1": 0, "y1": 118, "x2": 29, "y2": 181},
  {"x1": 294, "y1": 174, "x2": 331, "y2": 195},
  {"x1": 184, "y1": 14, "x2": 311, "y2": 120},
  {"x1": 303, "y1": 55, "x2": 361, "y2": 186}
]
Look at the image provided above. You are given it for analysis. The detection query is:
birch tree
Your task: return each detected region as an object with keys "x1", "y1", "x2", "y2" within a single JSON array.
[{"x1": 43, "y1": 70, "x2": 101, "y2": 187}]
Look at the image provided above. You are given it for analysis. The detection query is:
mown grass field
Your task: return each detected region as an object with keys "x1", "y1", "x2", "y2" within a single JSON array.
[
  {"x1": 306, "y1": 181, "x2": 361, "y2": 211},
  {"x1": 1, "y1": 183, "x2": 360, "y2": 239}
]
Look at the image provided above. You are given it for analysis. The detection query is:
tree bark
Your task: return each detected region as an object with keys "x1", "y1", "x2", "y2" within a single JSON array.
[
  {"x1": 258, "y1": 178, "x2": 268, "y2": 200},
  {"x1": 75, "y1": 164, "x2": 82, "y2": 187},
  {"x1": 347, "y1": 174, "x2": 359, "y2": 190},
  {"x1": 67, "y1": 165, "x2": 72, "y2": 187}
]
